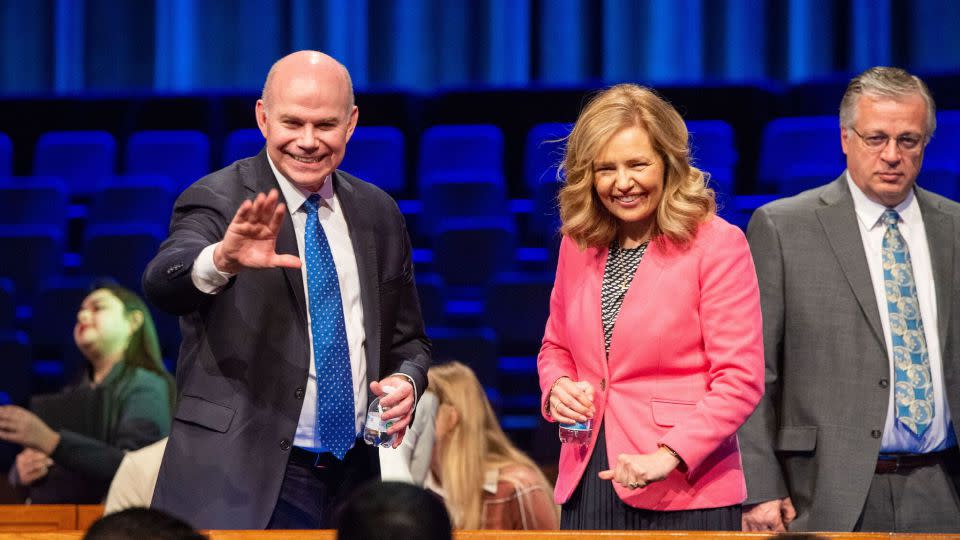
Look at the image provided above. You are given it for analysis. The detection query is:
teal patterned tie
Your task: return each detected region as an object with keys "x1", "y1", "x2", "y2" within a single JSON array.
[{"x1": 882, "y1": 209, "x2": 934, "y2": 437}]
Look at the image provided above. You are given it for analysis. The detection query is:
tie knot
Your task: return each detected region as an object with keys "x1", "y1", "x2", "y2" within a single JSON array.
[
  {"x1": 303, "y1": 194, "x2": 321, "y2": 215},
  {"x1": 882, "y1": 209, "x2": 900, "y2": 227}
]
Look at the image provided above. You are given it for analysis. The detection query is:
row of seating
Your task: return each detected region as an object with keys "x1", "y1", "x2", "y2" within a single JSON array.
[
  {"x1": 0, "y1": 264, "x2": 549, "y2": 380},
  {"x1": 3, "y1": 115, "x2": 957, "y2": 436},
  {"x1": 12, "y1": 113, "x2": 960, "y2": 201}
]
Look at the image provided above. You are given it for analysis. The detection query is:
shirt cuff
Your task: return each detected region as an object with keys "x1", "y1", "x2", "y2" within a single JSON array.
[{"x1": 191, "y1": 242, "x2": 235, "y2": 294}]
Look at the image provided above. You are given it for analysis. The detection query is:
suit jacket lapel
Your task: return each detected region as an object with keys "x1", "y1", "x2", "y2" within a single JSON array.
[
  {"x1": 332, "y1": 171, "x2": 381, "y2": 384},
  {"x1": 816, "y1": 177, "x2": 887, "y2": 351},
  {"x1": 584, "y1": 246, "x2": 608, "y2": 363},
  {"x1": 245, "y1": 151, "x2": 307, "y2": 330},
  {"x1": 609, "y1": 239, "x2": 665, "y2": 360},
  {"x1": 916, "y1": 188, "x2": 955, "y2": 356}
]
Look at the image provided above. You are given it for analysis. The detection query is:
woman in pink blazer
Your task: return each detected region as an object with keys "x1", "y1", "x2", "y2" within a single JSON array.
[{"x1": 537, "y1": 84, "x2": 764, "y2": 530}]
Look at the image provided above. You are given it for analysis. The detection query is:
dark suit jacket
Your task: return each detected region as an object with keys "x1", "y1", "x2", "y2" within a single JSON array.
[
  {"x1": 142, "y1": 151, "x2": 430, "y2": 529},
  {"x1": 738, "y1": 176, "x2": 960, "y2": 531},
  {"x1": 29, "y1": 364, "x2": 170, "y2": 503}
]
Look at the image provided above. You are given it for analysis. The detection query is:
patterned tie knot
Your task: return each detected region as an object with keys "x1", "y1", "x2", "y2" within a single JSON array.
[
  {"x1": 303, "y1": 194, "x2": 321, "y2": 216},
  {"x1": 882, "y1": 209, "x2": 900, "y2": 228}
]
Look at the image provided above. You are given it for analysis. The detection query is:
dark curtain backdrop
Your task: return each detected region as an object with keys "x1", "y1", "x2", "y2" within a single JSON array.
[{"x1": 1, "y1": 0, "x2": 959, "y2": 95}]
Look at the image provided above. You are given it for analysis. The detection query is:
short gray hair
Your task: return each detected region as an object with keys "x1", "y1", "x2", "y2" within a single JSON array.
[{"x1": 839, "y1": 66, "x2": 936, "y2": 140}]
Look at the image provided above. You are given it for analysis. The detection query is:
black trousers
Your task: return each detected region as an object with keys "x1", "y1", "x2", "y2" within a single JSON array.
[
  {"x1": 560, "y1": 422, "x2": 741, "y2": 531},
  {"x1": 266, "y1": 441, "x2": 378, "y2": 529}
]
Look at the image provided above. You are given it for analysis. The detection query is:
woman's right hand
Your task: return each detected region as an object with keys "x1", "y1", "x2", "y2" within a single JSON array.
[
  {"x1": 548, "y1": 378, "x2": 595, "y2": 424},
  {"x1": 14, "y1": 449, "x2": 53, "y2": 486}
]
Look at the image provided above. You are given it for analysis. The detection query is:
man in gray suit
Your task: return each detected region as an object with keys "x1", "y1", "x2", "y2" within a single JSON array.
[{"x1": 739, "y1": 66, "x2": 960, "y2": 532}]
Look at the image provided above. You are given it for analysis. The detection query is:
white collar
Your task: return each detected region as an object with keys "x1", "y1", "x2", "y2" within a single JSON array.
[
  {"x1": 845, "y1": 170, "x2": 918, "y2": 231},
  {"x1": 264, "y1": 153, "x2": 334, "y2": 215}
]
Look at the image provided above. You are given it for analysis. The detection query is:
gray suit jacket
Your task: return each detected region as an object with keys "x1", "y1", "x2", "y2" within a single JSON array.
[
  {"x1": 738, "y1": 176, "x2": 960, "y2": 532},
  {"x1": 142, "y1": 151, "x2": 431, "y2": 529}
]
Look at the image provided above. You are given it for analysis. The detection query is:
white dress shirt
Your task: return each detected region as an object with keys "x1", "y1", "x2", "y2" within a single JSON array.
[
  {"x1": 846, "y1": 172, "x2": 955, "y2": 453},
  {"x1": 191, "y1": 155, "x2": 368, "y2": 452}
]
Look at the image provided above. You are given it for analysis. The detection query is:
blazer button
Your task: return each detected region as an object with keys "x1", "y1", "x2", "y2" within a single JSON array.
[
  {"x1": 280, "y1": 439, "x2": 291, "y2": 451},
  {"x1": 871, "y1": 430, "x2": 882, "y2": 439},
  {"x1": 879, "y1": 379, "x2": 889, "y2": 389},
  {"x1": 295, "y1": 387, "x2": 305, "y2": 400},
  {"x1": 600, "y1": 378, "x2": 606, "y2": 391}
]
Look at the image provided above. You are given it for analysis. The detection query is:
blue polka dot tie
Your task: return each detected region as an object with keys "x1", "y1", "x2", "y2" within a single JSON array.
[
  {"x1": 881, "y1": 209, "x2": 934, "y2": 438},
  {"x1": 303, "y1": 194, "x2": 355, "y2": 459}
]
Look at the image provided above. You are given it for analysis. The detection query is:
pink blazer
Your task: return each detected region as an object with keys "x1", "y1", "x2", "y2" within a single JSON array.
[{"x1": 537, "y1": 216, "x2": 764, "y2": 511}]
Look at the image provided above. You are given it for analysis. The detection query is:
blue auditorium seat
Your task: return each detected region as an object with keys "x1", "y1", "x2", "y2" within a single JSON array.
[
  {"x1": 415, "y1": 272, "x2": 445, "y2": 327},
  {"x1": 0, "y1": 279, "x2": 14, "y2": 331},
  {"x1": 340, "y1": 126, "x2": 406, "y2": 194},
  {"x1": 524, "y1": 123, "x2": 569, "y2": 192},
  {"x1": 33, "y1": 131, "x2": 116, "y2": 196},
  {"x1": 419, "y1": 124, "x2": 504, "y2": 179},
  {"x1": 434, "y1": 217, "x2": 516, "y2": 286},
  {"x1": 419, "y1": 171, "x2": 508, "y2": 235},
  {"x1": 524, "y1": 123, "x2": 570, "y2": 242},
  {"x1": 485, "y1": 272, "x2": 553, "y2": 354},
  {"x1": 729, "y1": 194, "x2": 781, "y2": 231},
  {"x1": 776, "y1": 163, "x2": 841, "y2": 196},
  {"x1": 30, "y1": 277, "x2": 89, "y2": 384},
  {"x1": 0, "y1": 177, "x2": 68, "y2": 228},
  {"x1": 0, "y1": 332, "x2": 31, "y2": 406},
  {"x1": 924, "y1": 110, "x2": 960, "y2": 175},
  {"x1": 82, "y1": 223, "x2": 166, "y2": 292},
  {"x1": 0, "y1": 331, "x2": 31, "y2": 469},
  {"x1": 125, "y1": 130, "x2": 210, "y2": 192},
  {"x1": 687, "y1": 120, "x2": 737, "y2": 198},
  {"x1": 918, "y1": 166, "x2": 959, "y2": 201},
  {"x1": 0, "y1": 133, "x2": 11, "y2": 176},
  {"x1": 428, "y1": 326, "x2": 498, "y2": 388},
  {"x1": 88, "y1": 175, "x2": 175, "y2": 226},
  {"x1": 222, "y1": 128, "x2": 264, "y2": 165},
  {"x1": 759, "y1": 116, "x2": 845, "y2": 193},
  {"x1": 0, "y1": 225, "x2": 63, "y2": 300}
]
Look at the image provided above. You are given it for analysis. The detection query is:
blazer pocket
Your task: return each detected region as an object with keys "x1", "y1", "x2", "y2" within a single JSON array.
[
  {"x1": 650, "y1": 399, "x2": 697, "y2": 427},
  {"x1": 174, "y1": 395, "x2": 235, "y2": 433},
  {"x1": 775, "y1": 425, "x2": 818, "y2": 452}
]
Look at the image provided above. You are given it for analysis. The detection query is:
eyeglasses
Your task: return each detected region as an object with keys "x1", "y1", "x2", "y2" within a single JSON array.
[{"x1": 848, "y1": 127, "x2": 926, "y2": 153}]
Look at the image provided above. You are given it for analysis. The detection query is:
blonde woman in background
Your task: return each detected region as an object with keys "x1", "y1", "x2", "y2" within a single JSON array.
[{"x1": 426, "y1": 361, "x2": 559, "y2": 530}]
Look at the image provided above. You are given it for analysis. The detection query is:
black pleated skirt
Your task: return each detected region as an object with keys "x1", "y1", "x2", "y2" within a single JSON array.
[{"x1": 560, "y1": 423, "x2": 741, "y2": 531}]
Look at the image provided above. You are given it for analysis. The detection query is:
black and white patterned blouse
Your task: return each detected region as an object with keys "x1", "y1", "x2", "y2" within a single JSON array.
[{"x1": 601, "y1": 240, "x2": 649, "y2": 356}]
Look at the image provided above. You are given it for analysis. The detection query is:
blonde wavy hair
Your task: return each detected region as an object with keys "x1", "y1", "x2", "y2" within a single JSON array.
[
  {"x1": 428, "y1": 361, "x2": 557, "y2": 529},
  {"x1": 558, "y1": 84, "x2": 715, "y2": 249}
]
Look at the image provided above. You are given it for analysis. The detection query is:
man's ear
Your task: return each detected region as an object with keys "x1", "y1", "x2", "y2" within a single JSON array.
[
  {"x1": 255, "y1": 100, "x2": 269, "y2": 138},
  {"x1": 345, "y1": 105, "x2": 359, "y2": 143}
]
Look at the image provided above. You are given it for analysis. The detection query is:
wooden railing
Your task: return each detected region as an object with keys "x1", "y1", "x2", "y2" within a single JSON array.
[
  {"x1": 1, "y1": 506, "x2": 959, "y2": 539},
  {"x1": 1, "y1": 531, "x2": 960, "y2": 540}
]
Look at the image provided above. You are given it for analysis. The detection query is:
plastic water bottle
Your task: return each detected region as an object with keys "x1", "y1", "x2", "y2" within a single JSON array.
[
  {"x1": 558, "y1": 418, "x2": 592, "y2": 445},
  {"x1": 558, "y1": 381, "x2": 593, "y2": 445},
  {"x1": 363, "y1": 385, "x2": 397, "y2": 447}
]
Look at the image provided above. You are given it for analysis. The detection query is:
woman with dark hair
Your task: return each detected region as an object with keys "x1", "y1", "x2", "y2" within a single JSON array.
[{"x1": 0, "y1": 282, "x2": 174, "y2": 502}]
